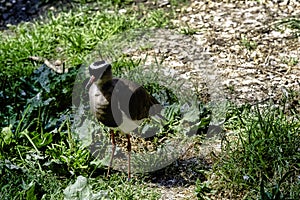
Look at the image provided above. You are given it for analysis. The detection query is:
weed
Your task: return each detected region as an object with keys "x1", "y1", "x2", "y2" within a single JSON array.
[
  {"x1": 180, "y1": 23, "x2": 198, "y2": 35},
  {"x1": 281, "y1": 56, "x2": 299, "y2": 67},
  {"x1": 240, "y1": 37, "x2": 257, "y2": 51},
  {"x1": 275, "y1": 18, "x2": 300, "y2": 37},
  {"x1": 195, "y1": 179, "x2": 214, "y2": 200}
]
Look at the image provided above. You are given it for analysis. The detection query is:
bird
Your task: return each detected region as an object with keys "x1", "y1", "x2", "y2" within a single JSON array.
[{"x1": 85, "y1": 60, "x2": 162, "y2": 180}]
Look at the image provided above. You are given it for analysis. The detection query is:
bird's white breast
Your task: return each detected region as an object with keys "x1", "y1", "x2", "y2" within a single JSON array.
[{"x1": 118, "y1": 109, "x2": 143, "y2": 133}]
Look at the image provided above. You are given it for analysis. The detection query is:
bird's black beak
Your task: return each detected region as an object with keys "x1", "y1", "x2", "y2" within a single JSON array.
[{"x1": 85, "y1": 75, "x2": 95, "y2": 90}]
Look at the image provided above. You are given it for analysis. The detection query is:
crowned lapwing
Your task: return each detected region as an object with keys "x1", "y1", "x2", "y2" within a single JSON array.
[{"x1": 85, "y1": 60, "x2": 161, "y2": 180}]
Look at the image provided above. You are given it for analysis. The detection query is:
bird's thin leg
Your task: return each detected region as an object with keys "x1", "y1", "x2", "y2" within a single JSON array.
[
  {"x1": 126, "y1": 134, "x2": 131, "y2": 181},
  {"x1": 107, "y1": 130, "x2": 116, "y2": 178}
]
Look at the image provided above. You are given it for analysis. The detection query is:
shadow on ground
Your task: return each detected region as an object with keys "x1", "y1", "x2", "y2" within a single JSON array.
[
  {"x1": 145, "y1": 156, "x2": 211, "y2": 187},
  {"x1": 0, "y1": 0, "x2": 72, "y2": 30}
]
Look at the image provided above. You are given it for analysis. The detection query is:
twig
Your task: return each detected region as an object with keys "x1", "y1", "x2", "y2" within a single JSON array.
[{"x1": 28, "y1": 56, "x2": 65, "y2": 73}]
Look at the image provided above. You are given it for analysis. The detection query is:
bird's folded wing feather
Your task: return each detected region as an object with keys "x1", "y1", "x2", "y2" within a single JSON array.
[{"x1": 112, "y1": 78, "x2": 162, "y2": 121}]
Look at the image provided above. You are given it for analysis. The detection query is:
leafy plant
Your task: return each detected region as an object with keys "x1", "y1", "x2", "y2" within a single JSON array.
[
  {"x1": 0, "y1": 64, "x2": 79, "y2": 131},
  {"x1": 0, "y1": 159, "x2": 66, "y2": 199}
]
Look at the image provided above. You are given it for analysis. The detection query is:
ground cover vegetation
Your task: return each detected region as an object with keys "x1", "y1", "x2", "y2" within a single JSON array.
[{"x1": 0, "y1": 0, "x2": 299, "y2": 199}]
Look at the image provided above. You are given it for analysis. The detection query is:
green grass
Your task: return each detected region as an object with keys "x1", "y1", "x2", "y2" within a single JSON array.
[
  {"x1": 275, "y1": 18, "x2": 300, "y2": 37},
  {"x1": 0, "y1": 0, "x2": 171, "y2": 81},
  {"x1": 210, "y1": 102, "x2": 300, "y2": 199},
  {"x1": 1, "y1": 161, "x2": 159, "y2": 200},
  {"x1": 1, "y1": 164, "x2": 66, "y2": 200}
]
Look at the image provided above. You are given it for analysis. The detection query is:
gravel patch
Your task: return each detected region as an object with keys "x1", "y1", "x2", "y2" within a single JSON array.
[
  {"x1": 171, "y1": 0, "x2": 300, "y2": 105},
  {"x1": 114, "y1": 0, "x2": 300, "y2": 107}
]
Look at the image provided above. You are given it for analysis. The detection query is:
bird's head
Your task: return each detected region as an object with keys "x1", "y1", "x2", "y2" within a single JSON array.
[{"x1": 85, "y1": 60, "x2": 113, "y2": 89}]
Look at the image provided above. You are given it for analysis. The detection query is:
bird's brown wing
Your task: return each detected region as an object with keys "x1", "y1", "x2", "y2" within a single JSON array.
[{"x1": 112, "y1": 78, "x2": 162, "y2": 121}]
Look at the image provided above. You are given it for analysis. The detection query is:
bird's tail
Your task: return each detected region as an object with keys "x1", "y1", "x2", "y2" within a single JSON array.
[{"x1": 149, "y1": 104, "x2": 166, "y2": 122}]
